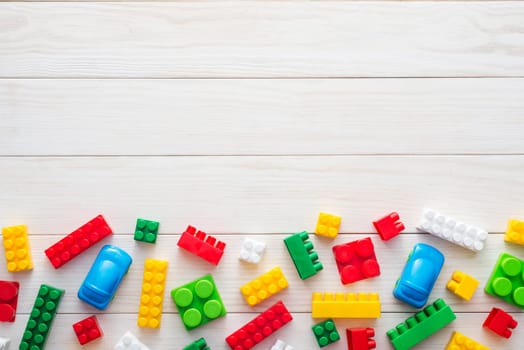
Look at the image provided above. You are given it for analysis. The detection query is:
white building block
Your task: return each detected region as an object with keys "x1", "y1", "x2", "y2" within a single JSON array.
[
  {"x1": 0, "y1": 337, "x2": 10, "y2": 350},
  {"x1": 114, "y1": 331, "x2": 150, "y2": 350},
  {"x1": 271, "y1": 339, "x2": 294, "y2": 350},
  {"x1": 418, "y1": 208, "x2": 488, "y2": 252},
  {"x1": 239, "y1": 238, "x2": 266, "y2": 264}
]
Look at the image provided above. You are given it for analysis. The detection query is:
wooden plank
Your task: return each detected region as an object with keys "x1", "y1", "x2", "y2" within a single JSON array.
[
  {"x1": 0, "y1": 156, "x2": 522, "y2": 233},
  {"x1": 0, "y1": 2, "x2": 523, "y2": 77},
  {"x1": 2, "y1": 78, "x2": 524, "y2": 156}
]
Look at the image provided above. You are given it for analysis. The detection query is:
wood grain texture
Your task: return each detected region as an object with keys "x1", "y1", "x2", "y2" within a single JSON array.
[
  {"x1": 2, "y1": 78, "x2": 524, "y2": 156},
  {"x1": 1, "y1": 2, "x2": 524, "y2": 78}
]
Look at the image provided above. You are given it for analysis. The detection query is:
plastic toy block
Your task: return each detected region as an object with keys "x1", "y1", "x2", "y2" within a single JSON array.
[
  {"x1": 347, "y1": 328, "x2": 376, "y2": 350},
  {"x1": 240, "y1": 266, "x2": 288, "y2": 306},
  {"x1": 373, "y1": 212, "x2": 405, "y2": 241},
  {"x1": 271, "y1": 340, "x2": 294, "y2": 350},
  {"x1": 19, "y1": 284, "x2": 64, "y2": 350},
  {"x1": 114, "y1": 331, "x2": 150, "y2": 350},
  {"x1": 482, "y1": 307, "x2": 518, "y2": 338},
  {"x1": 2, "y1": 225, "x2": 33, "y2": 272},
  {"x1": 386, "y1": 298, "x2": 456, "y2": 350},
  {"x1": 72, "y1": 315, "x2": 103, "y2": 345},
  {"x1": 312, "y1": 292, "x2": 380, "y2": 319},
  {"x1": 446, "y1": 270, "x2": 479, "y2": 301},
  {"x1": 283, "y1": 231, "x2": 323, "y2": 280},
  {"x1": 332, "y1": 237, "x2": 380, "y2": 285},
  {"x1": 0, "y1": 337, "x2": 10, "y2": 350},
  {"x1": 45, "y1": 215, "x2": 113, "y2": 269},
  {"x1": 0, "y1": 280, "x2": 19, "y2": 322},
  {"x1": 239, "y1": 238, "x2": 266, "y2": 264},
  {"x1": 138, "y1": 258, "x2": 168, "y2": 328},
  {"x1": 445, "y1": 331, "x2": 489, "y2": 350},
  {"x1": 505, "y1": 219, "x2": 524, "y2": 246},
  {"x1": 484, "y1": 252, "x2": 524, "y2": 308},
  {"x1": 134, "y1": 218, "x2": 159, "y2": 244},
  {"x1": 418, "y1": 208, "x2": 487, "y2": 252},
  {"x1": 183, "y1": 338, "x2": 210, "y2": 350},
  {"x1": 171, "y1": 274, "x2": 226, "y2": 330},
  {"x1": 225, "y1": 300, "x2": 292, "y2": 350},
  {"x1": 177, "y1": 225, "x2": 226, "y2": 265},
  {"x1": 312, "y1": 319, "x2": 340, "y2": 347},
  {"x1": 315, "y1": 212, "x2": 341, "y2": 239}
]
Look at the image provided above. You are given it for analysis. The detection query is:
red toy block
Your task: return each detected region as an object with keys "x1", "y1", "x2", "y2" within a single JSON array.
[
  {"x1": 225, "y1": 300, "x2": 293, "y2": 350},
  {"x1": 45, "y1": 215, "x2": 113, "y2": 269},
  {"x1": 0, "y1": 281, "x2": 19, "y2": 322},
  {"x1": 483, "y1": 307, "x2": 518, "y2": 338},
  {"x1": 373, "y1": 212, "x2": 405, "y2": 241},
  {"x1": 177, "y1": 225, "x2": 226, "y2": 265},
  {"x1": 332, "y1": 237, "x2": 380, "y2": 285},
  {"x1": 72, "y1": 315, "x2": 103, "y2": 345},
  {"x1": 347, "y1": 328, "x2": 376, "y2": 350}
]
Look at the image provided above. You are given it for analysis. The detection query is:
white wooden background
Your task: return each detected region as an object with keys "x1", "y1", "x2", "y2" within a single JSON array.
[{"x1": 1, "y1": 1, "x2": 524, "y2": 350}]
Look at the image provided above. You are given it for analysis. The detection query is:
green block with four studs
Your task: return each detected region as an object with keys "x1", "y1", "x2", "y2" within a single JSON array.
[
  {"x1": 134, "y1": 218, "x2": 159, "y2": 243},
  {"x1": 312, "y1": 319, "x2": 340, "y2": 347}
]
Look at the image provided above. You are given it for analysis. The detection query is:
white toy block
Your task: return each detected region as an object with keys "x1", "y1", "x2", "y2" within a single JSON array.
[
  {"x1": 271, "y1": 339, "x2": 294, "y2": 350},
  {"x1": 239, "y1": 238, "x2": 266, "y2": 264},
  {"x1": 418, "y1": 208, "x2": 488, "y2": 252},
  {"x1": 0, "y1": 337, "x2": 10, "y2": 350},
  {"x1": 114, "y1": 331, "x2": 150, "y2": 350}
]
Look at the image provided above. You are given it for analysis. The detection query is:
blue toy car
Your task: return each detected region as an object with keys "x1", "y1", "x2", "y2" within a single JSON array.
[
  {"x1": 393, "y1": 243, "x2": 444, "y2": 308},
  {"x1": 78, "y1": 245, "x2": 132, "y2": 310}
]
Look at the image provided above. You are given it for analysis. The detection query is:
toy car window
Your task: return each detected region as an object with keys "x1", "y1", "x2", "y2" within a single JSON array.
[{"x1": 91, "y1": 260, "x2": 119, "y2": 292}]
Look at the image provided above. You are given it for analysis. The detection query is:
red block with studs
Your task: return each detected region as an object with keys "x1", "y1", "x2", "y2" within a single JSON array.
[
  {"x1": 177, "y1": 225, "x2": 226, "y2": 265},
  {"x1": 72, "y1": 315, "x2": 103, "y2": 345},
  {"x1": 225, "y1": 300, "x2": 293, "y2": 350},
  {"x1": 483, "y1": 307, "x2": 518, "y2": 338},
  {"x1": 0, "y1": 280, "x2": 19, "y2": 322},
  {"x1": 332, "y1": 237, "x2": 380, "y2": 285},
  {"x1": 45, "y1": 215, "x2": 113, "y2": 269},
  {"x1": 347, "y1": 328, "x2": 376, "y2": 350},
  {"x1": 373, "y1": 212, "x2": 405, "y2": 241}
]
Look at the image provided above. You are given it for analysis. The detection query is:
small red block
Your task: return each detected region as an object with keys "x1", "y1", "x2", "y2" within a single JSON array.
[
  {"x1": 347, "y1": 328, "x2": 376, "y2": 350},
  {"x1": 332, "y1": 237, "x2": 380, "y2": 284},
  {"x1": 483, "y1": 307, "x2": 518, "y2": 338},
  {"x1": 177, "y1": 225, "x2": 226, "y2": 265},
  {"x1": 73, "y1": 315, "x2": 103, "y2": 345},
  {"x1": 373, "y1": 212, "x2": 405, "y2": 241},
  {"x1": 0, "y1": 280, "x2": 19, "y2": 322}
]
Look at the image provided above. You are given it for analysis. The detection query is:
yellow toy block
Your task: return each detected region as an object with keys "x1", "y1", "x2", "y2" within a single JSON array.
[
  {"x1": 138, "y1": 258, "x2": 168, "y2": 328},
  {"x1": 240, "y1": 266, "x2": 288, "y2": 306},
  {"x1": 446, "y1": 270, "x2": 479, "y2": 301},
  {"x1": 505, "y1": 219, "x2": 524, "y2": 246},
  {"x1": 315, "y1": 212, "x2": 341, "y2": 239},
  {"x1": 311, "y1": 292, "x2": 380, "y2": 318},
  {"x1": 2, "y1": 225, "x2": 33, "y2": 272},
  {"x1": 445, "y1": 331, "x2": 490, "y2": 350}
]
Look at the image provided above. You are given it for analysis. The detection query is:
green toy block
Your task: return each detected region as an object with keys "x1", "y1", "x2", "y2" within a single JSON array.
[
  {"x1": 485, "y1": 252, "x2": 524, "y2": 308},
  {"x1": 171, "y1": 274, "x2": 226, "y2": 330},
  {"x1": 312, "y1": 319, "x2": 340, "y2": 348},
  {"x1": 19, "y1": 284, "x2": 64, "y2": 350},
  {"x1": 183, "y1": 337, "x2": 210, "y2": 350},
  {"x1": 134, "y1": 218, "x2": 159, "y2": 243},
  {"x1": 284, "y1": 231, "x2": 323, "y2": 280},
  {"x1": 386, "y1": 298, "x2": 456, "y2": 350}
]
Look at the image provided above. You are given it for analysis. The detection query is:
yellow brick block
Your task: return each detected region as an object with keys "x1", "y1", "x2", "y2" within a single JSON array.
[
  {"x1": 446, "y1": 270, "x2": 479, "y2": 301},
  {"x1": 311, "y1": 292, "x2": 380, "y2": 318},
  {"x1": 505, "y1": 219, "x2": 524, "y2": 246},
  {"x1": 2, "y1": 225, "x2": 33, "y2": 272},
  {"x1": 138, "y1": 258, "x2": 168, "y2": 328},
  {"x1": 315, "y1": 212, "x2": 341, "y2": 239},
  {"x1": 240, "y1": 266, "x2": 288, "y2": 306},
  {"x1": 445, "y1": 331, "x2": 490, "y2": 350}
]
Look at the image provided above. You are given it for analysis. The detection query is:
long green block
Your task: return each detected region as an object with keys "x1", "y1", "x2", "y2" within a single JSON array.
[
  {"x1": 183, "y1": 337, "x2": 210, "y2": 350},
  {"x1": 19, "y1": 284, "x2": 64, "y2": 350},
  {"x1": 484, "y1": 252, "x2": 524, "y2": 308},
  {"x1": 386, "y1": 298, "x2": 456, "y2": 350},
  {"x1": 283, "y1": 231, "x2": 323, "y2": 280}
]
